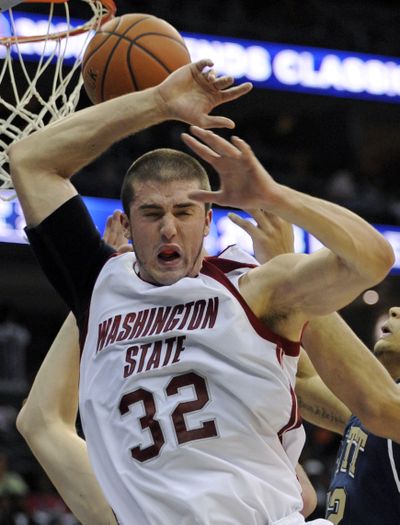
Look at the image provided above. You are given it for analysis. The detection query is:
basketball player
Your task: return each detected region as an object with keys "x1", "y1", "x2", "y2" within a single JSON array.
[
  {"x1": 9, "y1": 58, "x2": 395, "y2": 525},
  {"x1": 324, "y1": 307, "x2": 400, "y2": 525},
  {"x1": 16, "y1": 212, "x2": 317, "y2": 524}
]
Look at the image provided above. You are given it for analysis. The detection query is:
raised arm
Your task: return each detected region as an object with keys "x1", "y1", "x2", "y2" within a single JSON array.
[
  {"x1": 232, "y1": 209, "x2": 400, "y2": 441},
  {"x1": 9, "y1": 60, "x2": 252, "y2": 226},
  {"x1": 181, "y1": 127, "x2": 394, "y2": 340},
  {"x1": 302, "y1": 314, "x2": 400, "y2": 442},
  {"x1": 16, "y1": 313, "x2": 116, "y2": 525}
]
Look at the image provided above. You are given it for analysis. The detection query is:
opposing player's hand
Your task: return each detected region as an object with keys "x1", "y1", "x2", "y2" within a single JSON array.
[
  {"x1": 156, "y1": 59, "x2": 253, "y2": 129},
  {"x1": 228, "y1": 210, "x2": 294, "y2": 264},
  {"x1": 103, "y1": 210, "x2": 132, "y2": 253},
  {"x1": 181, "y1": 126, "x2": 282, "y2": 209}
]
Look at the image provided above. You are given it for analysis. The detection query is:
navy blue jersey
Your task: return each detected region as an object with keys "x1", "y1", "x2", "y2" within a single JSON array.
[{"x1": 326, "y1": 414, "x2": 400, "y2": 524}]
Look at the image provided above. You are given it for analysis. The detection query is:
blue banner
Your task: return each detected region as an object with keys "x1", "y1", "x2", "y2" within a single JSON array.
[
  {"x1": 2, "y1": 11, "x2": 400, "y2": 103},
  {"x1": 1, "y1": 192, "x2": 399, "y2": 275}
]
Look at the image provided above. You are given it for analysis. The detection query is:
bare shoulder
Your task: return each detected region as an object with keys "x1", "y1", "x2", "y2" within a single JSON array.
[
  {"x1": 240, "y1": 252, "x2": 306, "y2": 300},
  {"x1": 238, "y1": 252, "x2": 307, "y2": 338}
]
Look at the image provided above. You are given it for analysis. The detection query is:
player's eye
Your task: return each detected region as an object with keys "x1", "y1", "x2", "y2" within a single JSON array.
[{"x1": 143, "y1": 212, "x2": 162, "y2": 219}]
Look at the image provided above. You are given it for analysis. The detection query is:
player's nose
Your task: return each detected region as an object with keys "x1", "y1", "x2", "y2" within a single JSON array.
[
  {"x1": 389, "y1": 306, "x2": 400, "y2": 318},
  {"x1": 160, "y1": 214, "x2": 177, "y2": 239}
]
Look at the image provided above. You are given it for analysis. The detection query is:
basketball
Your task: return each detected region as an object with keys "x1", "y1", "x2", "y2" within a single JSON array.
[{"x1": 81, "y1": 13, "x2": 191, "y2": 105}]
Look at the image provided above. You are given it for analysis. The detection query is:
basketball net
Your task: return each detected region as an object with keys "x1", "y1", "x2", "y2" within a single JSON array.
[{"x1": 0, "y1": 0, "x2": 116, "y2": 200}]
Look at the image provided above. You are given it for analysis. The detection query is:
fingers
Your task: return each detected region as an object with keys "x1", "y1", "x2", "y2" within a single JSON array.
[
  {"x1": 230, "y1": 135, "x2": 253, "y2": 154},
  {"x1": 204, "y1": 68, "x2": 217, "y2": 82},
  {"x1": 181, "y1": 132, "x2": 221, "y2": 163},
  {"x1": 246, "y1": 208, "x2": 278, "y2": 226},
  {"x1": 208, "y1": 72, "x2": 252, "y2": 98},
  {"x1": 188, "y1": 189, "x2": 222, "y2": 204},
  {"x1": 188, "y1": 126, "x2": 241, "y2": 156},
  {"x1": 194, "y1": 58, "x2": 214, "y2": 72},
  {"x1": 212, "y1": 75, "x2": 235, "y2": 90},
  {"x1": 181, "y1": 127, "x2": 253, "y2": 168},
  {"x1": 195, "y1": 58, "x2": 252, "y2": 102},
  {"x1": 228, "y1": 212, "x2": 256, "y2": 234},
  {"x1": 102, "y1": 210, "x2": 127, "y2": 250},
  {"x1": 190, "y1": 126, "x2": 252, "y2": 156},
  {"x1": 220, "y1": 82, "x2": 253, "y2": 101},
  {"x1": 202, "y1": 116, "x2": 236, "y2": 130},
  {"x1": 246, "y1": 208, "x2": 291, "y2": 233}
]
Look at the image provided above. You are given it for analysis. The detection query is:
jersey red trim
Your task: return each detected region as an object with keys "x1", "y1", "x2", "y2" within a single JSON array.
[
  {"x1": 201, "y1": 258, "x2": 301, "y2": 357},
  {"x1": 278, "y1": 385, "x2": 302, "y2": 440}
]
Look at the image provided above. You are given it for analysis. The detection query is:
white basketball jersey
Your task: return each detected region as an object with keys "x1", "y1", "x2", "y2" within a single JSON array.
[{"x1": 79, "y1": 248, "x2": 305, "y2": 525}]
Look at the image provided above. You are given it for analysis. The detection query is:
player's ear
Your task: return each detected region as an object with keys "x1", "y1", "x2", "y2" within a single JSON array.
[
  {"x1": 120, "y1": 213, "x2": 132, "y2": 240},
  {"x1": 204, "y1": 209, "x2": 213, "y2": 237}
]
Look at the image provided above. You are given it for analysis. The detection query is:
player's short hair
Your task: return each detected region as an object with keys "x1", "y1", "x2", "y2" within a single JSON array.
[{"x1": 121, "y1": 148, "x2": 212, "y2": 217}]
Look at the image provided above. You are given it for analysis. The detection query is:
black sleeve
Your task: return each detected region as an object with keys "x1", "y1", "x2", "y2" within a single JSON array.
[{"x1": 25, "y1": 195, "x2": 116, "y2": 325}]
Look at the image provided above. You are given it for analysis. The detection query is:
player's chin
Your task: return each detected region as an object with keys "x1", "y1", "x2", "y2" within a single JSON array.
[
  {"x1": 373, "y1": 339, "x2": 389, "y2": 357},
  {"x1": 156, "y1": 271, "x2": 187, "y2": 286},
  {"x1": 153, "y1": 263, "x2": 188, "y2": 286}
]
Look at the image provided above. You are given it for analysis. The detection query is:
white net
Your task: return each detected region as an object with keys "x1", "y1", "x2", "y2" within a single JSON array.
[{"x1": 0, "y1": 0, "x2": 115, "y2": 198}]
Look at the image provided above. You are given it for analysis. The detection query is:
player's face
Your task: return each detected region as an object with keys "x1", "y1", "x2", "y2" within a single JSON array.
[
  {"x1": 373, "y1": 306, "x2": 400, "y2": 373},
  {"x1": 124, "y1": 179, "x2": 211, "y2": 286}
]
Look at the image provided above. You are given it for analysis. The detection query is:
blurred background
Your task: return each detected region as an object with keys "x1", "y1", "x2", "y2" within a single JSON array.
[{"x1": 1, "y1": 0, "x2": 400, "y2": 523}]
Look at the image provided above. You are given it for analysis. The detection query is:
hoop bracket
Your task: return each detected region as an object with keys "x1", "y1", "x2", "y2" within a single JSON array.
[{"x1": 0, "y1": 1, "x2": 25, "y2": 11}]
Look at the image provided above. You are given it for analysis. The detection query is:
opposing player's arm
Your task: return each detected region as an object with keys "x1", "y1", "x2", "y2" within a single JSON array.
[
  {"x1": 296, "y1": 463, "x2": 317, "y2": 518},
  {"x1": 296, "y1": 348, "x2": 350, "y2": 434},
  {"x1": 181, "y1": 127, "x2": 394, "y2": 341},
  {"x1": 16, "y1": 313, "x2": 117, "y2": 525},
  {"x1": 302, "y1": 314, "x2": 400, "y2": 443},
  {"x1": 15, "y1": 214, "x2": 131, "y2": 525},
  {"x1": 9, "y1": 60, "x2": 252, "y2": 227}
]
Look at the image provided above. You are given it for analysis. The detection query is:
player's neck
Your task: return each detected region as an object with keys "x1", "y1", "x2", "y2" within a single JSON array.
[{"x1": 387, "y1": 360, "x2": 400, "y2": 382}]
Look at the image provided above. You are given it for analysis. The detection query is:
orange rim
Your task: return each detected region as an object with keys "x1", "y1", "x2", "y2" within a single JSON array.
[{"x1": 0, "y1": 0, "x2": 116, "y2": 44}]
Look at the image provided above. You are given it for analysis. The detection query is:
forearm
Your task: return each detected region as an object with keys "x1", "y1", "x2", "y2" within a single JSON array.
[
  {"x1": 268, "y1": 185, "x2": 394, "y2": 283},
  {"x1": 10, "y1": 87, "x2": 164, "y2": 179},
  {"x1": 16, "y1": 313, "x2": 79, "y2": 436},
  {"x1": 20, "y1": 423, "x2": 116, "y2": 525},
  {"x1": 16, "y1": 312, "x2": 116, "y2": 525},
  {"x1": 296, "y1": 376, "x2": 350, "y2": 434},
  {"x1": 296, "y1": 463, "x2": 317, "y2": 518},
  {"x1": 302, "y1": 313, "x2": 400, "y2": 442},
  {"x1": 296, "y1": 348, "x2": 350, "y2": 434},
  {"x1": 10, "y1": 88, "x2": 166, "y2": 225}
]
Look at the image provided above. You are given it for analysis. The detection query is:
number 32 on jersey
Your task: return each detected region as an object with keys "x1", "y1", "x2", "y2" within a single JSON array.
[{"x1": 119, "y1": 371, "x2": 218, "y2": 462}]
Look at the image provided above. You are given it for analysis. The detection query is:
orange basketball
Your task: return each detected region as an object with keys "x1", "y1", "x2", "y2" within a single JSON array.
[{"x1": 82, "y1": 13, "x2": 191, "y2": 104}]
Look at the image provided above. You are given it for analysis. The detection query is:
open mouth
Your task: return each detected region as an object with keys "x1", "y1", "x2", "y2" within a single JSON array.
[
  {"x1": 158, "y1": 249, "x2": 181, "y2": 263},
  {"x1": 381, "y1": 325, "x2": 391, "y2": 336}
]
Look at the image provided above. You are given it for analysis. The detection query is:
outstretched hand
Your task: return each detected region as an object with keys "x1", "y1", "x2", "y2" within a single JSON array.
[
  {"x1": 103, "y1": 210, "x2": 132, "y2": 253},
  {"x1": 228, "y1": 209, "x2": 294, "y2": 264},
  {"x1": 157, "y1": 59, "x2": 253, "y2": 129},
  {"x1": 181, "y1": 126, "x2": 282, "y2": 209}
]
